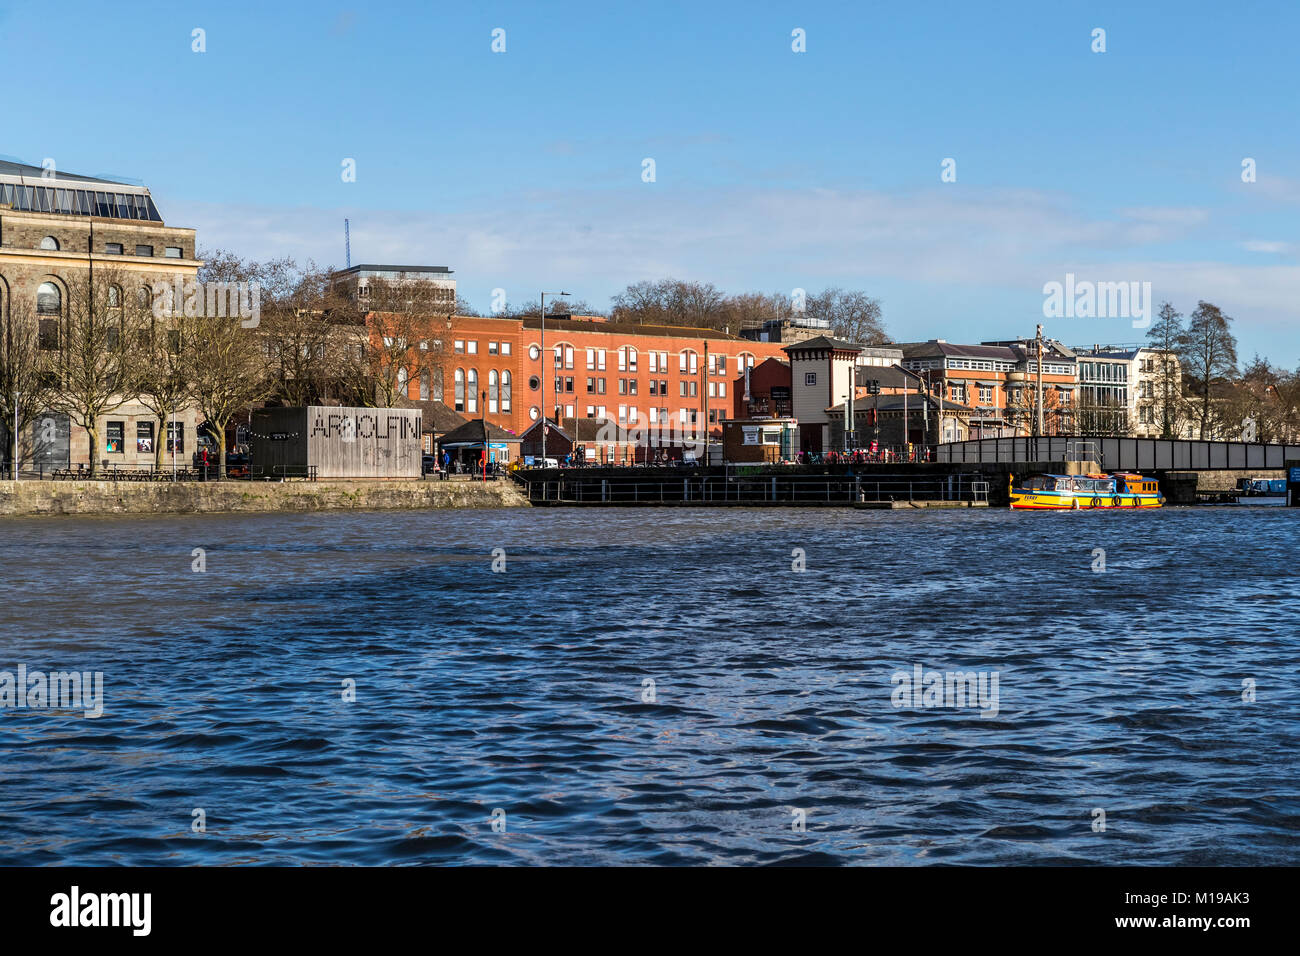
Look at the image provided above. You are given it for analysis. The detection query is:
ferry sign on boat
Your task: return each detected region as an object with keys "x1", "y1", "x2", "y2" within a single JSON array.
[{"x1": 1009, "y1": 473, "x2": 1164, "y2": 510}]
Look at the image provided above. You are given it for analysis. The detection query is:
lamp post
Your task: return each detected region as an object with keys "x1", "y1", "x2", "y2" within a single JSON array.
[
  {"x1": 12, "y1": 390, "x2": 19, "y2": 481},
  {"x1": 539, "y1": 290, "x2": 569, "y2": 464}
]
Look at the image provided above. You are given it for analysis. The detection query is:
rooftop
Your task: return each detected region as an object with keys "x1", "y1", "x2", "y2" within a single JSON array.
[
  {"x1": 333, "y1": 264, "x2": 454, "y2": 276},
  {"x1": 0, "y1": 159, "x2": 162, "y2": 221},
  {"x1": 782, "y1": 335, "x2": 863, "y2": 354}
]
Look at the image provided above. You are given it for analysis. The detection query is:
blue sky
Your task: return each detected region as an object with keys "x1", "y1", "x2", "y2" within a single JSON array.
[{"x1": 4, "y1": 0, "x2": 1298, "y2": 361}]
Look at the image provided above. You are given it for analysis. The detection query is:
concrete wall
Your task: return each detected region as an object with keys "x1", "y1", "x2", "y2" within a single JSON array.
[{"x1": 0, "y1": 478, "x2": 526, "y2": 516}]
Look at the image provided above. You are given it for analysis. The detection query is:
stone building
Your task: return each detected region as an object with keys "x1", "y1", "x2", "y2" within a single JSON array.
[{"x1": 0, "y1": 159, "x2": 203, "y2": 471}]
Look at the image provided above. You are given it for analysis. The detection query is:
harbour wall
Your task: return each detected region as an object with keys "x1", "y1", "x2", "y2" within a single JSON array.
[{"x1": 0, "y1": 479, "x2": 528, "y2": 517}]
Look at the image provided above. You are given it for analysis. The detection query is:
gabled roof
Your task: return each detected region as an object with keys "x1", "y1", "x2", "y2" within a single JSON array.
[
  {"x1": 439, "y1": 418, "x2": 521, "y2": 446},
  {"x1": 782, "y1": 335, "x2": 862, "y2": 354},
  {"x1": 396, "y1": 398, "x2": 467, "y2": 434},
  {"x1": 520, "y1": 416, "x2": 622, "y2": 442}
]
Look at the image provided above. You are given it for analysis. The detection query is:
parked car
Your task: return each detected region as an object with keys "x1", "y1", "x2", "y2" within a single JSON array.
[{"x1": 531, "y1": 457, "x2": 559, "y2": 468}]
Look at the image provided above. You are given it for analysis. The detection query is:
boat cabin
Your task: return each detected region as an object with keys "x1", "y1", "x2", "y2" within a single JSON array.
[{"x1": 1113, "y1": 473, "x2": 1158, "y2": 495}]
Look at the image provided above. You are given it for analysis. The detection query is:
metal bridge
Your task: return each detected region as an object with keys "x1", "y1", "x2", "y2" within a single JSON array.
[{"x1": 936, "y1": 436, "x2": 1300, "y2": 472}]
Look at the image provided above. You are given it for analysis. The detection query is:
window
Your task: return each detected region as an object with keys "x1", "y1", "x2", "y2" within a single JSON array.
[
  {"x1": 489, "y1": 341, "x2": 498, "y2": 354},
  {"x1": 136, "y1": 422, "x2": 154, "y2": 454},
  {"x1": 565, "y1": 346, "x2": 574, "y2": 369},
  {"x1": 951, "y1": 384, "x2": 966, "y2": 403},
  {"x1": 166, "y1": 422, "x2": 184, "y2": 454},
  {"x1": 501, "y1": 371, "x2": 511, "y2": 412},
  {"x1": 501, "y1": 342, "x2": 512, "y2": 356},
  {"x1": 628, "y1": 379, "x2": 637, "y2": 395},
  {"x1": 106, "y1": 421, "x2": 125, "y2": 454},
  {"x1": 467, "y1": 340, "x2": 478, "y2": 355},
  {"x1": 718, "y1": 382, "x2": 726, "y2": 398},
  {"x1": 528, "y1": 344, "x2": 540, "y2": 360},
  {"x1": 649, "y1": 408, "x2": 658, "y2": 424},
  {"x1": 37, "y1": 281, "x2": 61, "y2": 315},
  {"x1": 565, "y1": 377, "x2": 574, "y2": 393},
  {"x1": 419, "y1": 340, "x2": 429, "y2": 351},
  {"x1": 164, "y1": 246, "x2": 183, "y2": 258},
  {"x1": 680, "y1": 381, "x2": 687, "y2": 397},
  {"x1": 805, "y1": 372, "x2": 817, "y2": 386},
  {"x1": 107, "y1": 285, "x2": 122, "y2": 309},
  {"x1": 586, "y1": 406, "x2": 595, "y2": 418},
  {"x1": 650, "y1": 380, "x2": 659, "y2": 396},
  {"x1": 648, "y1": 352, "x2": 658, "y2": 373},
  {"x1": 467, "y1": 369, "x2": 479, "y2": 412},
  {"x1": 489, "y1": 370, "x2": 499, "y2": 413},
  {"x1": 619, "y1": 405, "x2": 627, "y2": 424},
  {"x1": 135, "y1": 244, "x2": 154, "y2": 257},
  {"x1": 420, "y1": 370, "x2": 430, "y2": 401},
  {"x1": 40, "y1": 236, "x2": 60, "y2": 251},
  {"x1": 454, "y1": 368, "x2": 465, "y2": 412},
  {"x1": 434, "y1": 368, "x2": 444, "y2": 402},
  {"x1": 979, "y1": 386, "x2": 992, "y2": 404},
  {"x1": 396, "y1": 367, "x2": 408, "y2": 395},
  {"x1": 104, "y1": 243, "x2": 123, "y2": 255},
  {"x1": 455, "y1": 340, "x2": 465, "y2": 354}
]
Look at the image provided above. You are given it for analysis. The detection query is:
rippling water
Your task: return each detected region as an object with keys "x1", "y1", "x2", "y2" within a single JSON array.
[{"x1": 1, "y1": 506, "x2": 1297, "y2": 865}]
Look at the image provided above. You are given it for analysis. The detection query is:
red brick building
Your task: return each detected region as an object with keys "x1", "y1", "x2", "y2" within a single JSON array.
[{"x1": 379, "y1": 312, "x2": 787, "y2": 443}]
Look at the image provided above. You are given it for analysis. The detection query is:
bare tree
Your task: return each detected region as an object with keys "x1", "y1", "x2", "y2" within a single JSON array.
[
  {"x1": 1179, "y1": 301, "x2": 1238, "y2": 439},
  {"x1": 46, "y1": 268, "x2": 145, "y2": 477},
  {"x1": 1145, "y1": 302, "x2": 1187, "y2": 439},
  {"x1": 806, "y1": 288, "x2": 886, "y2": 344},
  {"x1": 0, "y1": 293, "x2": 57, "y2": 474},
  {"x1": 181, "y1": 253, "x2": 277, "y2": 479},
  {"x1": 134, "y1": 299, "x2": 192, "y2": 470},
  {"x1": 362, "y1": 276, "x2": 450, "y2": 408}
]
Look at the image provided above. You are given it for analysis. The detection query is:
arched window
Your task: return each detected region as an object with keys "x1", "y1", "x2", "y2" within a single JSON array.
[
  {"x1": 433, "y1": 367, "x2": 444, "y2": 402},
  {"x1": 454, "y1": 368, "x2": 466, "y2": 412},
  {"x1": 39, "y1": 236, "x2": 59, "y2": 251},
  {"x1": 107, "y1": 285, "x2": 122, "y2": 310},
  {"x1": 397, "y1": 366, "x2": 408, "y2": 395},
  {"x1": 137, "y1": 287, "x2": 151, "y2": 309},
  {"x1": 679, "y1": 349, "x2": 698, "y2": 374},
  {"x1": 488, "y1": 369, "x2": 499, "y2": 414},
  {"x1": 37, "y1": 281, "x2": 61, "y2": 315},
  {"x1": 466, "y1": 368, "x2": 479, "y2": 413},
  {"x1": 501, "y1": 370, "x2": 512, "y2": 412},
  {"x1": 419, "y1": 370, "x2": 430, "y2": 401},
  {"x1": 738, "y1": 352, "x2": 755, "y2": 371}
]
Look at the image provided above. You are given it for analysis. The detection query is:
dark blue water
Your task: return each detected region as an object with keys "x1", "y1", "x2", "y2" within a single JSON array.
[{"x1": 1, "y1": 507, "x2": 1297, "y2": 865}]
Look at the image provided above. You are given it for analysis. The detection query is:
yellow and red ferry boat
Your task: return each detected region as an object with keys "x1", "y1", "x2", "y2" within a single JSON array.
[{"x1": 1009, "y1": 473, "x2": 1164, "y2": 510}]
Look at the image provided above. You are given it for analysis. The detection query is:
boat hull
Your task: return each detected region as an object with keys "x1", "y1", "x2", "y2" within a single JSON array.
[{"x1": 1009, "y1": 491, "x2": 1163, "y2": 510}]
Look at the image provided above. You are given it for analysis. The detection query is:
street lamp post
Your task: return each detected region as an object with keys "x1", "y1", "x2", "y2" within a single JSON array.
[
  {"x1": 12, "y1": 390, "x2": 19, "y2": 481},
  {"x1": 539, "y1": 291, "x2": 569, "y2": 465}
]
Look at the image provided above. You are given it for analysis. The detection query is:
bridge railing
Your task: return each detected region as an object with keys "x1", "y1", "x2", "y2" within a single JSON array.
[{"x1": 936, "y1": 436, "x2": 1300, "y2": 471}]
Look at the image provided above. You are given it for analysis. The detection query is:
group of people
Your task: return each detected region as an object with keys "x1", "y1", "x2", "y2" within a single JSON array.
[{"x1": 796, "y1": 446, "x2": 933, "y2": 465}]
